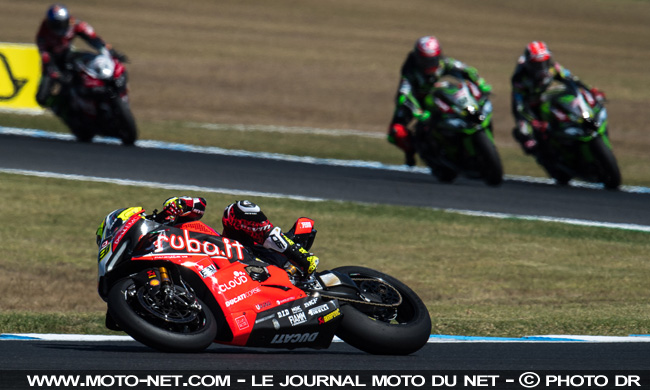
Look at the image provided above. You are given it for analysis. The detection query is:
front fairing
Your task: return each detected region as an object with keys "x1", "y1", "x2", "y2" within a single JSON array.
[
  {"x1": 97, "y1": 208, "x2": 151, "y2": 277},
  {"x1": 541, "y1": 83, "x2": 606, "y2": 143},
  {"x1": 424, "y1": 81, "x2": 492, "y2": 136}
]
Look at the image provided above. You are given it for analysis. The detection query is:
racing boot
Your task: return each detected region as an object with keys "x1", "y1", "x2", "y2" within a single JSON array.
[
  {"x1": 264, "y1": 227, "x2": 319, "y2": 277},
  {"x1": 388, "y1": 123, "x2": 416, "y2": 167}
]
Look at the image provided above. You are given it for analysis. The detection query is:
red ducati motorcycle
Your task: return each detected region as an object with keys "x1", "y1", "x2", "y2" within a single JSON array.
[
  {"x1": 53, "y1": 49, "x2": 137, "y2": 145},
  {"x1": 96, "y1": 207, "x2": 431, "y2": 355}
]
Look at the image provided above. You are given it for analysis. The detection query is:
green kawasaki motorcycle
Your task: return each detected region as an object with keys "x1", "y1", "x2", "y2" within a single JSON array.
[
  {"x1": 534, "y1": 79, "x2": 621, "y2": 189},
  {"x1": 414, "y1": 77, "x2": 503, "y2": 186}
]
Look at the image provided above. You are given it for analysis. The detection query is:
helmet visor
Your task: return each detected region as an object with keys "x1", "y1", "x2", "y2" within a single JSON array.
[
  {"x1": 417, "y1": 55, "x2": 440, "y2": 75},
  {"x1": 48, "y1": 18, "x2": 69, "y2": 36},
  {"x1": 527, "y1": 60, "x2": 550, "y2": 81}
]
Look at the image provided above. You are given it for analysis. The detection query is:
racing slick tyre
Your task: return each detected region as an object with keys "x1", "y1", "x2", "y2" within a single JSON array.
[
  {"x1": 113, "y1": 97, "x2": 138, "y2": 146},
  {"x1": 473, "y1": 131, "x2": 503, "y2": 186},
  {"x1": 107, "y1": 277, "x2": 217, "y2": 352},
  {"x1": 590, "y1": 137, "x2": 621, "y2": 190},
  {"x1": 332, "y1": 266, "x2": 431, "y2": 355}
]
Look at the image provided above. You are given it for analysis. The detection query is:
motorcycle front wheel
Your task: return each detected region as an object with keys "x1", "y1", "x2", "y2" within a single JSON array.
[
  {"x1": 473, "y1": 131, "x2": 503, "y2": 186},
  {"x1": 332, "y1": 266, "x2": 431, "y2": 355},
  {"x1": 107, "y1": 277, "x2": 217, "y2": 352},
  {"x1": 590, "y1": 137, "x2": 621, "y2": 190},
  {"x1": 113, "y1": 97, "x2": 138, "y2": 146}
]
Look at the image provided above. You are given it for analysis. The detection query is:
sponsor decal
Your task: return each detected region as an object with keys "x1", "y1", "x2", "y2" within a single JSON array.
[
  {"x1": 276, "y1": 297, "x2": 297, "y2": 306},
  {"x1": 435, "y1": 97, "x2": 452, "y2": 113},
  {"x1": 288, "y1": 312, "x2": 307, "y2": 326},
  {"x1": 225, "y1": 286, "x2": 261, "y2": 307},
  {"x1": 112, "y1": 214, "x2": 140, "y2": 250},
  {"x1": 318, "y1": 308, "x2": 341, "y2": 324},
  {"x1": 98, "y1": 240, "x2": 110, "y2": 261},
  {"x1": 146, "y1": 270, "x2": 160, "y2": 287},
  {"x1": 199, "y1": 264, "x2": 217, "y2": 279},
  {"x1": 299, "y1": 221, "x2": 312, "y2": 229},
  {"x1": 154, "y1": 231, "x2": 245, "y2": 260},
  {"x1": 302, "y1": 298, "x2": 318, "y2": 308},
  {"x1": 235, "y1": 315, "x2": 249, "y2": 330},
  {"x1": 276, "y1": 309, "x2": 290, "y2": 319},
  {"x1": 218, "y1": 271, "x2": 249, "y2": 293},
  {"x1": 308, "y1": 304, "x2": 330, "y2": 316},
  {"x1": 255, "y1": 301, "x2": 272, "y2": 311},
  {"x1": 270, "y1": 332, "x2": 319, "y2": 344}
]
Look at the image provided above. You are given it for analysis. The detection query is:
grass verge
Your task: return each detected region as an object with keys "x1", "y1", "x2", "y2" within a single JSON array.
[{"x1": 1, "y1": 172, "x2": 649, "y2": 337}]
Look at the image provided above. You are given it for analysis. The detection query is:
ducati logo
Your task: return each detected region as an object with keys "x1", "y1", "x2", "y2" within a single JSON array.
[{"x1": 270, "y1": 332, "x2": 319, "y2": 344}]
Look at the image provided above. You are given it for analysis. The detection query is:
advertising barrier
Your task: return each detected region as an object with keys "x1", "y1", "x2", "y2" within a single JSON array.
[{"x1": 0, "y1": 42, "x2": 43, "y2": 113}]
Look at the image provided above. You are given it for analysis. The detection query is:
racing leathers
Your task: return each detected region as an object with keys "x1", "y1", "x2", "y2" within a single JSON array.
[
  {"x1": 35, "y1": 16, "x2": 108, "y2": 109},
  {"x1": 511, "y1": 59, "x2": 604, "y2": 155},
  {"x1": 388, "y1": 52, "x2": 491, "y2": 166},
  {"x1": 158, "y1": 197, "x2": 319, "y2": 278}
]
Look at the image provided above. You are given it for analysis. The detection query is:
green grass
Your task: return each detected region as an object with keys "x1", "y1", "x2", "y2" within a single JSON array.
[
  {"x1": 2, "y1": 0, "x2": 649, "y2": 339},
  {"x1": 1, "y1": 171, "x2": 649, "y2": 337}
]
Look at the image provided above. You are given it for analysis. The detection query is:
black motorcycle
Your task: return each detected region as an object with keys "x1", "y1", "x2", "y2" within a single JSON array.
[
  {"x1": 533, "y1": 80, "x2": 620, "y2": 189},
  {"x1": 415, "y1": 77, "x2": 503, "y2": 186},
  {"x1": 51, "y1": 49, "x2": 137, "y2": 145}
]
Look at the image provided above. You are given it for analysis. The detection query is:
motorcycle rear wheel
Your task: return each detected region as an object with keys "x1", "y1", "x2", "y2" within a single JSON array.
[
  {"x1": 332, "y1": 266, "x2": 431, "y2": 355},
  {"x1": 107, "y1": 277, "x2": 217, "y2": 352}
]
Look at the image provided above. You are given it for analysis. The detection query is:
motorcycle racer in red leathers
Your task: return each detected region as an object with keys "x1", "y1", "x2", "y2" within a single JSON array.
[
  {"x1": 35, "y1": 4, "x2": 127, "y2": 111},
  {"x1": 153, "y1": 197, "x2": 319, "y2": 277}
]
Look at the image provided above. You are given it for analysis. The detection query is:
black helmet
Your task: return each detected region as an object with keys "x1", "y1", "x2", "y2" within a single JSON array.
[{"x1": 46, "y1": 4, "x2": 70, "y2": 36}]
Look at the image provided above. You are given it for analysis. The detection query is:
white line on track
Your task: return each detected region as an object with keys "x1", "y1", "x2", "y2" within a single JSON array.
[
  {"x1": 3, "y1": 333, "x2": 650, "y2": 343},
  {"x1": 1, "y1": 126, "x2": 650, "y2": 233},
  {"x1": 0, "y1": 168, "x2": 326, "y2": 202},
  {"x1": 187, "y1": 122, "x2": 385, "y2": 138}
]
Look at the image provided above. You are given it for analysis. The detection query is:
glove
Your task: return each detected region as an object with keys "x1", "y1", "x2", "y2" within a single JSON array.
[
  {"x1": 162, "y1": 196, "x2": 190, "y2": 217},
  {"x1": 466, "y1": 66, "x2": 479, "y2": 82},
  {"x1": 414, "y1": 109, "x2": 431, "y2": 121}
]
